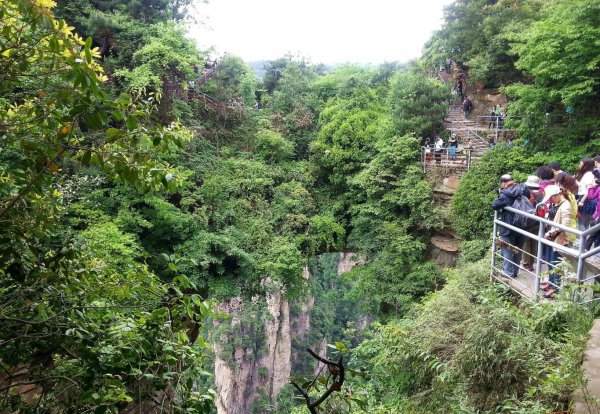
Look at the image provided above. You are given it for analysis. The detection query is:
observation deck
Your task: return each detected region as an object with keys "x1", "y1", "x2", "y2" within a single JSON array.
[{"x1": 492, "y1": 206, "x2": 600, "y2": 303}]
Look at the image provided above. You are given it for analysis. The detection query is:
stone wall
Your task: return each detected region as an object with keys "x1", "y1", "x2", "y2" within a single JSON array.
[{"x1": 572, "y1": 319, "x2": 600, "y2": 413}]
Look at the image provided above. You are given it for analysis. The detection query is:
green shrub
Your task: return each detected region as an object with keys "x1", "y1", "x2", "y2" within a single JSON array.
[
  {"x1": 353, "y1": 259, "x2": 593, "y2": 413},
  {"x1": 457, "y1": 239, "x2": 491, "y2": 267},
  {"x1": 451, "y1": 144, "x2": 538, "y2": 240}
]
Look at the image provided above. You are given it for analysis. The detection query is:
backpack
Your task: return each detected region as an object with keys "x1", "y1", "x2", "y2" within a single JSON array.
[
  {"x1": 536, "y1": 202, "x2": 557, "y2": 221},
  {"x1": 512, "y1": 195, "x2": 535, "y2": 228}
]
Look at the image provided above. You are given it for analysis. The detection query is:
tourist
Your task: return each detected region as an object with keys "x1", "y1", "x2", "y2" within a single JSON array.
[
  {"x1": 548, "y1": 162, "x2": 564, "y2": 180},
  {"x1": 576, "y1": 158, "x2": 596, "y2": 230},
  {"x1": 463, "y1": 137, "x2": 473, "y2": 150},
  {"x1": 594, "y1": 155, "x2": 600, "y2": 169},
  {"x1": 445, "y1": 57, "x2": 452, "y2": 74},
  {"x1": 495, "y1": 105, "x2": 504, "y2": 130},
  {"x1": 449, "y1": 134, "x2": 458, "y2": 160},
  {"x1": 463, "y1": 96, "x2": 473, "y2": 118},
  {"x1": 554, "y1": 173, "x2": 578, "y2": 241},
  {"x1": 536, "y1": 165, "x2": 555, "y2": 196},
  {"x1": 540, "y1": 185, "x2": 572, "y2": 298},
  {"x1": 584, "y1": 169, "x2": 600, "y2": 251},
  {"x1": 455, "y1": 81, "x2": 463, "y2": 101},
  {"x1": 522, "y1": 175, "x2": 541, "y2": 272},
  {"x1": 488, "y1": 107, "x2": 497, "y2": 129},
  {"x1": 435, "y1": 137, "x2": 444, "y2": 164},
  {"x1": 492, "y1": 174, "x2": 531, "y2": 278}
]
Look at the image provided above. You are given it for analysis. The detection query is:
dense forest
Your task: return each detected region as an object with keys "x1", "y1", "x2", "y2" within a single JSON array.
[{"x1": 1, "y1": 0, "x2": 600, "y2": 413}]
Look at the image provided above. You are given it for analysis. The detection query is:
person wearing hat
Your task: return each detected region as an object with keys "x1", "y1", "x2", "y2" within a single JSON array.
[
  {"x1": 449, "y1": 134, "x2": 458, "y2": 160},
  {"x1": 522, "y1": 176, "x2": 541, "y2": 271},
  {"x1": 541, "y1": 184, "x2": 572, "y2": 298},
  {"x1": 492, "y1": 174, "x2": 531, "y2": 278}
]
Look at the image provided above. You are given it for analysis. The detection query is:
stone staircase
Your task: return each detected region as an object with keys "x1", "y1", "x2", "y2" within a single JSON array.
[{"x1": 444, "y1": 105, "x2": 490, "y2": 155}]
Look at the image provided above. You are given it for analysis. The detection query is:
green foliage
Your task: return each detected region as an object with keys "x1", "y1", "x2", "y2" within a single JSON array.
[
  {"x1": 388, "y1": 71, "x2": 449, "y2": 139},
  {"x1": 508, "y1": 0, "x2": 600, "y2": 108},
  {"x1": 311, "y1": 85, "x2": 383, "y2": 189},
  {"x1": 353, "y1": 259, "x2": 592, "y2": 413},
  {"x1": 114, "y1": 23, "x2": 200, "y2": 93},
  {"x1": 265, "y1": 61, "x2": 320, "y2": 158},
  {"x1": 451, "y1": 144, "x2": 538, "y2": 240},
  {"x1": 503, "y1": 0, "x2": 600, "y2": 149},
  {"x1": 203, "y1": 54, "x2": 257, "y2": 105},
  {"x1": 255, "y1": 129, "x2": 294, "y2": 163},
  {"x1": 456, "y1": 239, "x2": 490, "y2": 267},
  {"x1": 422, "y1": 0, "x2": 541, "y2": 87},
  {"x1": 0, "y1": 2, "x2": 213, "y2": 411}
]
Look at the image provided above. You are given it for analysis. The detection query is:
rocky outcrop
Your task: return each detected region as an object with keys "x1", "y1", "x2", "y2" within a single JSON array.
[
  {"x1": 261, "y1": 283, "x2": 291, "y2": 402},
  {"x1": 213, "y1": 282, "x2": 292, "y2": 414},
  {"x1": 430, "y1": 235, "x2": 461, "y2": 267},
  {"x1": 337, "y1": 252, "x2": 365, "y2": 274},
  {"x1": 313, "y1": 337, "x2": 329, "y2": 376},
  {"x1": 214, "y1": 255, "x2": 369, "y2": 413}
]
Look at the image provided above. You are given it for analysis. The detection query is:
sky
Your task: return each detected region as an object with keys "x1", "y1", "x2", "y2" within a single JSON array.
[{"x1": 187, "y1": 0, "x2": 454, "y2": 65}]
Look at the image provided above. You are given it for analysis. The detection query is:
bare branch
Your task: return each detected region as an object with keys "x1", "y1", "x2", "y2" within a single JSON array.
[{"x1": 291, "y1": 348, "x2": 346, "y2": 413}]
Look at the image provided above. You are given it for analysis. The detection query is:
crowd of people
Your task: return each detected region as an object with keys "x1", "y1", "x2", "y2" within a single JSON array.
[
  {"x1": 424, "y1": 136, "x2": 473, "y2": 164},
  {"x1": 492, "y1": 157, "x2": 600, "y2": 298}
]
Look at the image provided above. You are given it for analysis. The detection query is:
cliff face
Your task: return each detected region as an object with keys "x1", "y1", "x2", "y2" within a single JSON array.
[
  {"x1": 214, "y1": 256, "x2": 366, "y2": 413},
  {"x1": 337, "y1": 252, "x2": 365, "y2": 274},
  {"x1": 291, "y1": 267, "x2": 314, "y2": 370},
  {"x1": 213, "y1": 282, "x2": 292, "y2": 414},
  {"x1": 261, "y1": 283, "x2": 291, "y2": 402}
]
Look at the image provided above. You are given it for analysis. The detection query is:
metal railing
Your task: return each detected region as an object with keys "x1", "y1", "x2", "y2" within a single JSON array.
[
  {"x1": 446, "y1": 107, "x2": 489, "y2": 149},
  {"x1": 476, "y1": 115, "x2": 522, "y2": 142},
  {"x1": 492, "y1": 206, "x2": 600, "y2": 303},
  {"x1": 421, "y1": 146, "x2": 473, "y2": 172}
]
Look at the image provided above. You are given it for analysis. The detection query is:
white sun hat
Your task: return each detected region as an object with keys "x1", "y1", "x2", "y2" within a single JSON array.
[
  {"x1": 542, "y1": 184, "x2": 561, "y2": 204},
  {"x1": 524, "y1": 176, "x2": 540, "y2": 188}
]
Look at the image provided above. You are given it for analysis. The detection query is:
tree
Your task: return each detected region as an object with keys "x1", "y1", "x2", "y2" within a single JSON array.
[
  {"x1": 267, "y1": 62, "x2": 319, "y2": 158},
  {"x1": 310, "y1": 84, "x2": 383, "y2": 190},
  {"x1": 422, "y1": 0, "x2": 543, "y2": 87},
  {"x1": 504, "y1": 0, "x2": 600, "y2": 148},
  {"x1": 388, "y1": 71, "x2": 449, "y2": 140},
  {"x1": 0, "y1": 2, "x2": 213, "y2": 411}
]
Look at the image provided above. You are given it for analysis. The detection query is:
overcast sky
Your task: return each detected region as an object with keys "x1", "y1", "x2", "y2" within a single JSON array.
[{"x1": 187, "y1": 0, "x2": 454, "y2": 65}]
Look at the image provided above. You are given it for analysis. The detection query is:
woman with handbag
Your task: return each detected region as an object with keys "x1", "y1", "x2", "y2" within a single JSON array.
[
  {"x1": 576, "y1": 158, "x2": 596, "y2": 230},
  {"x1": 540, "y1": 185, "x2": 572, "y2": 298}
]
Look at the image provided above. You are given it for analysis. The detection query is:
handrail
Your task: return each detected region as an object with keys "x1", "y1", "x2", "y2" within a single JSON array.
[
  {"x1": 492, "y1": 204, "x2": 600, "y2": 302},
  {"x1": 503, "y1": 206, "x2": 585, "y2": 236},
  {"x1": 446, "y1": 107, "x2": 487, "y2": 144},
  {"x1": 477, "y1": 115, "x2": 523, "y2": 120}
]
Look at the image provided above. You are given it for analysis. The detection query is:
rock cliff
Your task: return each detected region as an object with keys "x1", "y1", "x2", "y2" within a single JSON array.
[
  {"x1": 213, "y1": 256, "x2": 366, "y2": 413},
  {"x1": 213, "y1": 282, "x2": 292, "y2": 414}
]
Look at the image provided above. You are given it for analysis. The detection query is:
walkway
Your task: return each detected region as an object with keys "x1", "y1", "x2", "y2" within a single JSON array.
[
  {"x1": 492, "y1": 206, "x2": 600, "y2": 303},
  {"x1": 444, "y1": 105, "x2": 490, "y2": 154}
]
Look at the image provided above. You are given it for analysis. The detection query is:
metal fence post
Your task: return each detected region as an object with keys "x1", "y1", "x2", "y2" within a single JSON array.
[
  {"x1": 577, "y1": 234, "x2": 587, "y2": 283},
  {"x1": 495, "y1": 117, "x2": 499, "y2": 143},
  {"x1": 491, "y1": 211, "x2": 498, "y2": 280},
  {"x1": 534, "y1": 222, "x2": 545, "y2": 301},
  {"x1": 467, "y1": 149, "x2": 471, "y2": 170}
]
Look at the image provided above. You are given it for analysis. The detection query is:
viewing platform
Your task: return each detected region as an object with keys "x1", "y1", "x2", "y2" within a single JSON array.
[{"x1": 492, "y1": 206, "x2": 600, "y2": 303}]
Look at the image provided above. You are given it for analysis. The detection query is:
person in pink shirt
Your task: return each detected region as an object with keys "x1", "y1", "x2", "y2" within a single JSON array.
[
  {"x1": 584, "y1": 170, "x2": 600, "y2": 251},
  {"x1": 536, "y1": 165, "x2": 555, "y2": 196}
]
